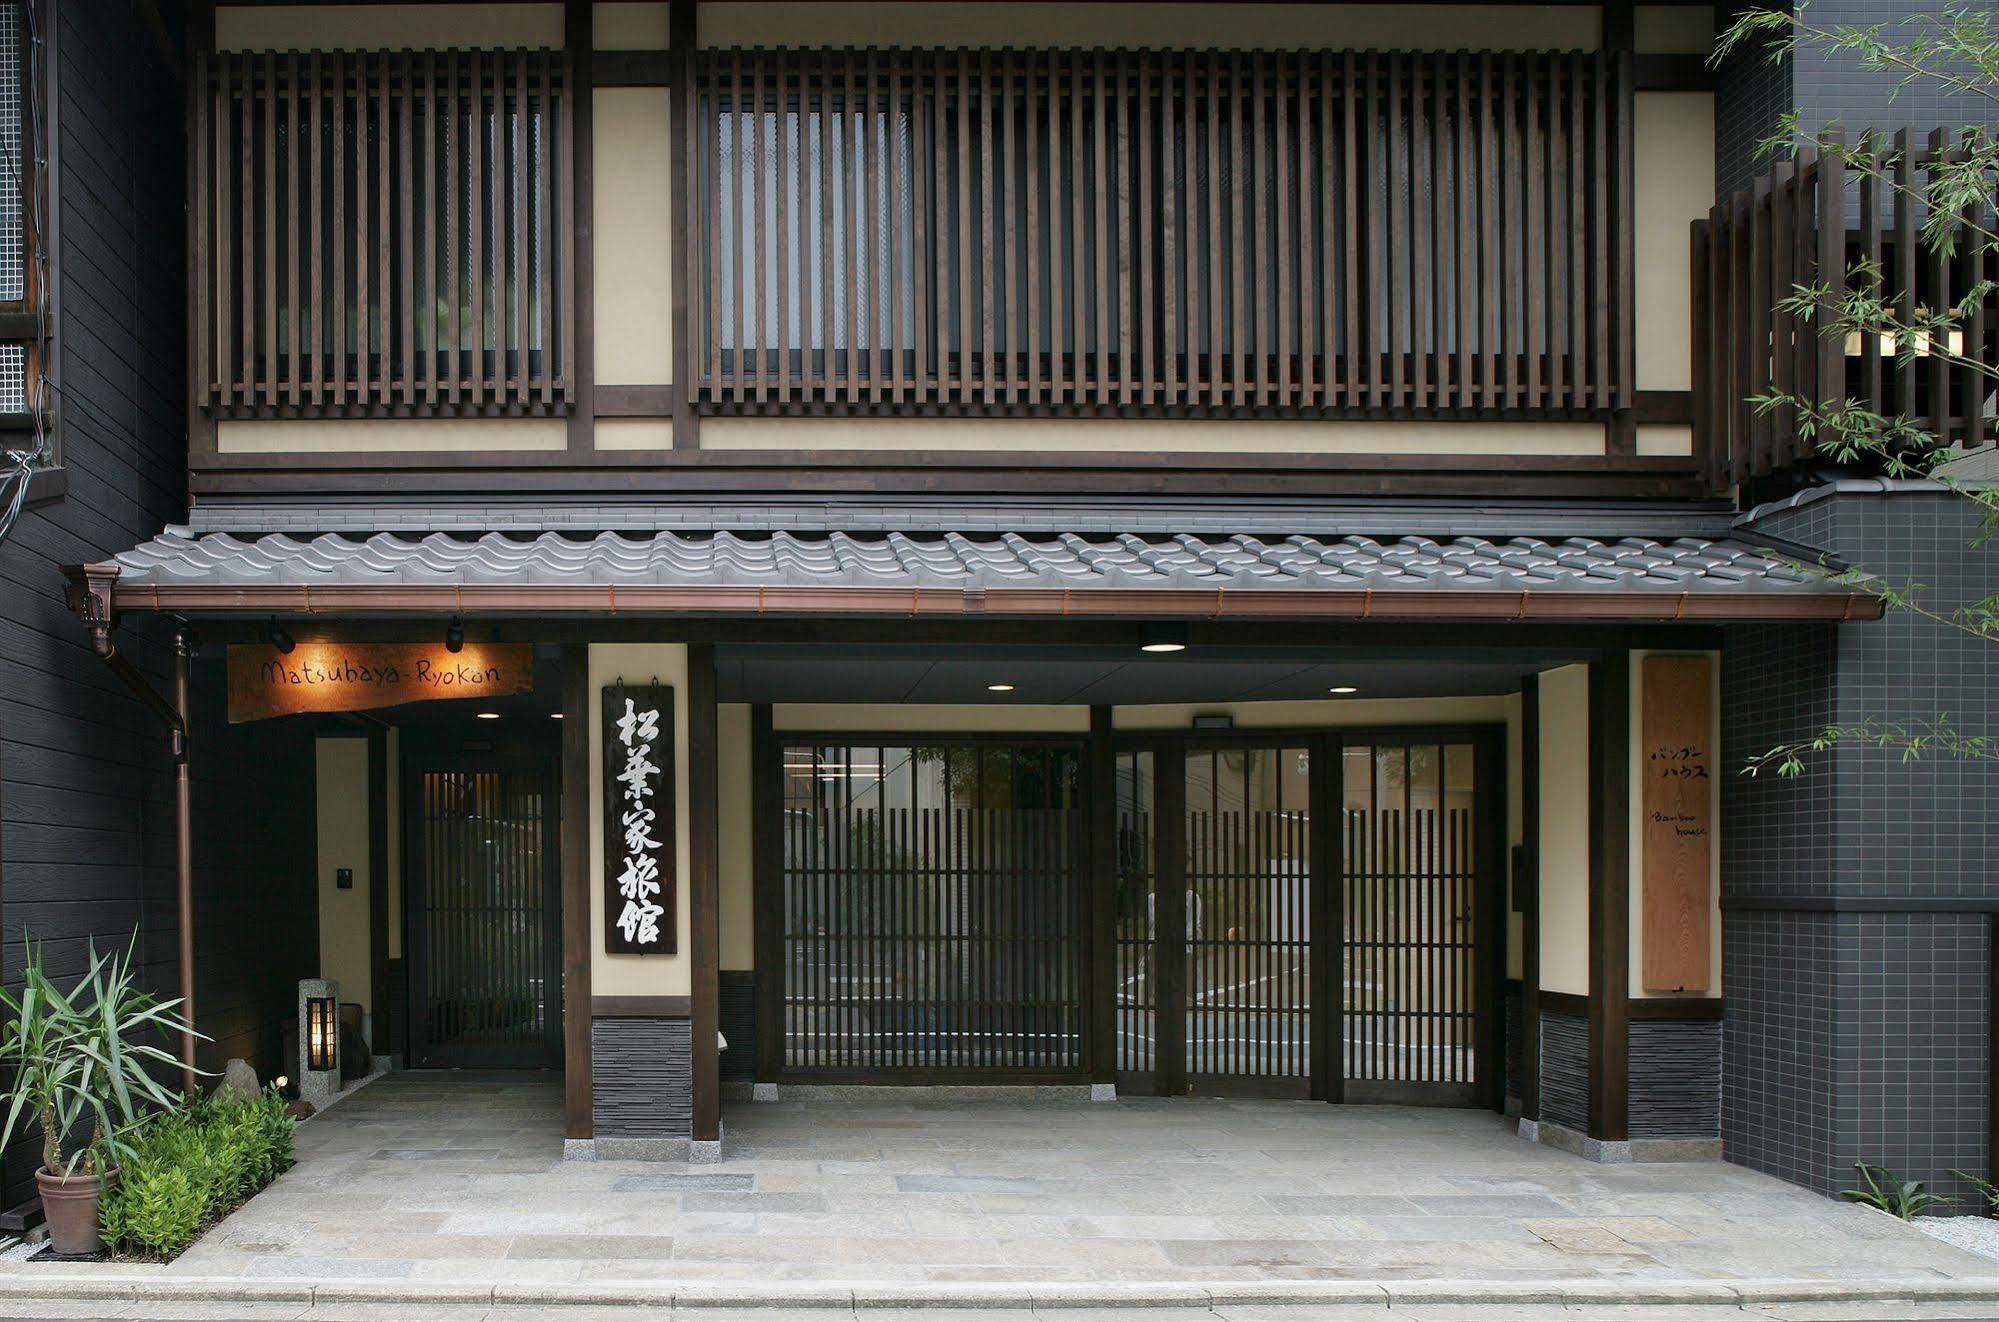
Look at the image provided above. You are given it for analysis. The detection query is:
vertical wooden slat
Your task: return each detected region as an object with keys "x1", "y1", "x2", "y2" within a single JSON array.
[
  {"x1": 979, "y1": 50, "x2": 996, "y2": 406},
  {"x1": 957, "y1": 50, "x2": 974, "y2": 407},
  {"x1": 1297, "y1": 53, "x2": 1316, "y2": 408},
  {"x1": 1093, "y1": 49, "x2": 1112, "y2": 408},
  {"x1": 1026, "y1": 49, "x2": 1042, "y2": 408},
  {"x1": 1894, "y1": 128, "x2": 1918, "y2": 439},
  {"x1": 261, "y1": 51, "x2": 277, "y2": 410},
  {"x1": 1927, "y1": 129, "x2": 1954, "y2": 450},
  {"x1": 1118, "y1": 48, "x2": 1135, "y2": 409},
  {"x1": 376, "y1": 49, "x2": 392, "y2": 410},
  {"x1": 1138, "y1": 51, "x2": 1155, "y2": 408},
  {"x1": 1228, "y1": 51, "x2": 1246, "y2": 407}
]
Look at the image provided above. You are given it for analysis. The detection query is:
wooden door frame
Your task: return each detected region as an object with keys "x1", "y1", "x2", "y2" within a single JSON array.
[{"x1": 401, "y1": 724, "x2": 565, "y2": 1070}]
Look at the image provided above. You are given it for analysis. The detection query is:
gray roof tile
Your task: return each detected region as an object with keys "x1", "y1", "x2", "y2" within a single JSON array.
[{"x1": 107, "y1": 528, "x2": 1830, "y2": 596}]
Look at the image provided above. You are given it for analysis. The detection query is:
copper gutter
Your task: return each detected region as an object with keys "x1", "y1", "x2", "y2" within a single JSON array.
[{"x1": 95, "y1": 574, "x2": 1885, "y2": 622}]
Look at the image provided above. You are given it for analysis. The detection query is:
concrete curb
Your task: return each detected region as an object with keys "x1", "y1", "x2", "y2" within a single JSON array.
[{"x1": 0, "y1": 1273, "x2": 1998, "y2": 1310}]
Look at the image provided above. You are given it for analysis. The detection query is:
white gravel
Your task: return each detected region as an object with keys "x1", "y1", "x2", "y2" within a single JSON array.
[{"x1": 1918, "y1": 1213, "x2": 1999, "y2": 1262}]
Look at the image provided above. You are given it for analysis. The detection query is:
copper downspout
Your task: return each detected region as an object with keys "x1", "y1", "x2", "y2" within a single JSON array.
[{"x1": 172, "y1": 629, "x2": 197, "y2": 1098}]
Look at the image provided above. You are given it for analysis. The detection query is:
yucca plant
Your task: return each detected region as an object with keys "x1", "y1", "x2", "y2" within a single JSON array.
[
  {"x1": 1842, "y1": 1162, "x2": 1954, "y2": 1220},
  {"x1": 0, "y1": 938, "x2": 198, "y2": 1176}
]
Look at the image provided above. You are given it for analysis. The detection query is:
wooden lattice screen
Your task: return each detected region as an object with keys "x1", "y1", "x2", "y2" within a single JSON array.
[
  {"x1": 694, "y1": 47, "x2": 1633, "y2": 417},
  {"x1": 1693, "y1": 129, "x2": 1999, "y2": 491},
  {"x1": 194, "y1": 48, "x2": 574, "y2": 418}
]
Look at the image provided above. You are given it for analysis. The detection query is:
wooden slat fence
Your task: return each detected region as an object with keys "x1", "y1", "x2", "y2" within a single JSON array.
[
  {"x1": 1693, "y1": 129, "x2": 1999, "y2": 492},
  {"x1": 195, "y1": 48, "x2": 572, "y2": 418},
  {"x1": 694, "y1": 47, "x2": 1632, "y2": 417}
]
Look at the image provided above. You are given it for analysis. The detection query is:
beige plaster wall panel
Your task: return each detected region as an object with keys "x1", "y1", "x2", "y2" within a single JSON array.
[
  {"x1": 1635, "y1": 93, "x2": 1715, "y2": 393},
  {"x1": 1635, "y1": 4, "x2": 1713, "y2": 54},
  {"x1": 1637, "y1": 423, "x2": 1694, "y2": 457},
  {"x1": 1536, "y1": 664, "x2": 1591, "y2": 997},
  {"x1": 594, "y1": 418, "x2": 675, "y2": 451},
  {"x1": 217, "y1": 419, "x2": 567, "y2": 454},
  {"x1": 218, "y1": 5, "x2": 565, "y2": 51},
  {"x1": 597, "y1": 1, "x2": 671, "y2": 48},
  {"x1": 594, "y1": 88, "x2": 676, "y2": 385},
  {"x1": 718, "y1": 704, "x2": 755, "y2": 971},
  {"x1": 698, "y1": 4, "x2": 1598, "y2": 51},
  {"x1": 315, "y1": 738, "x2": 374, "y2": 1016},
  {"x1": 701, "y1": 417, "x2": 1607, "y2": 455},
  {"x1": 588, "y1": 643, "x2": 694, "y2": 997}
]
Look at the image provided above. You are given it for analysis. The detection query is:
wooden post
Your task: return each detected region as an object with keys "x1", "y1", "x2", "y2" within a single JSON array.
[
  {"x1": 1587, "y1": 651, "x2": 1631, "y2": 1144},
  {"x1": 1088, "y1": 707, "x2": 1116, "y2": 1087},
  {"x1": 688, "y1": 643, "x2": 721, "y2": 1143},
  {"x1": 367, "y1": 725, "x2": 390, "y2": 1056},
  {"x1": 1520, "y1": 674, "x2": 1542, "y2": 1123},
  {"x1": 1155, "y1": 738, "x2": 1186, "y2": 1096},
  {"x1": 173, "y1": 629, "x2": 197, "y2": 1097},
  {"x1": 750, "y1": 705, "x2": 781, "y2": 1085},
  {"x1": 560, "y1": 645, "x2": 592, "y2": 1140}
]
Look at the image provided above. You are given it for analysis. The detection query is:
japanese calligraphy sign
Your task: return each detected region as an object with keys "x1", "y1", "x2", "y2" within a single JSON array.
[
  {"x1": 1641, "y1": 655, "x2": 1713, "y2": 992},
  {"x1": 227, "y1": 642, "x2": 532, "y2": 722},
  {"x1": 602, "y1": 683, "x2": 676, "y2": 955}
]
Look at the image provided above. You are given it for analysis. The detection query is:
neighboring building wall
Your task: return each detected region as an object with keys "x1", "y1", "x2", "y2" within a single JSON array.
[
  {"x1": 0, "y1": 0, "x2": 316, "y2": 1203},
  {"x1": 1724, "y1": 486, "x2": 1999, "y2": 1201}
]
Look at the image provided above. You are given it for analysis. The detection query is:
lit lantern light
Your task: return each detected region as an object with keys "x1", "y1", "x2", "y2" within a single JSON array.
[{"x1": 305, "y1": 996, "x2": 338, "y2": 1073}]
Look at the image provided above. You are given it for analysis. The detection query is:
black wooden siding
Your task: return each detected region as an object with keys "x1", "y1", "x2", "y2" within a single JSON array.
[{"x1": 0, "y1": 0, "x2": 316, "y2": 1205}]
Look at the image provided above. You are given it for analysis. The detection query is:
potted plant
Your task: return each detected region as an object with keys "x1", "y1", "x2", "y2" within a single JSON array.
[{"x1": 0, "y1": 940, "x2": 198, "y2": 1255}]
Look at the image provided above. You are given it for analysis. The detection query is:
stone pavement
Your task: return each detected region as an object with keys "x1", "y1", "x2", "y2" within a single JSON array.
[{"x1": 4, "y1": 1070, "x2": 1995, "y2": 1307}]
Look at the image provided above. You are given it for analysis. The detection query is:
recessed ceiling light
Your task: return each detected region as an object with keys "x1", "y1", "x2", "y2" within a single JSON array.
[
  {"x1": 1329, "y1": 686, "x2": 1359, "y2": 695},
  {"x1": 987, "y1": 683, "x2": 1016, "y2": 693},
  {"x1": 1139, "y1": 623, "x2": 1189, "y2": 653},
  {"x1": 476, "y1": 711, "x2": 501, "y2": 720},
  {"x1": 550, "y1": 712, "x2": 564, "y2": 719}
]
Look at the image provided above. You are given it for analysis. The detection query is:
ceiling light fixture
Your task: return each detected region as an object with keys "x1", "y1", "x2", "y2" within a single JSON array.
[
  {"x1": 1329, "y1": 685, "x2": 1359, "y2": 695},
  {"x1": 476, "y1": 711, "x2": 501, "y2": 721},
  {"x1": 987, "y1": 683, "x2": 1016, "y2": 693},
  {"x1": 1139, "y1": 623, "x2": 1189, "y2": 654},
  {"x1": 550, "y1": 712, "x2": 564, "y2": 720}
]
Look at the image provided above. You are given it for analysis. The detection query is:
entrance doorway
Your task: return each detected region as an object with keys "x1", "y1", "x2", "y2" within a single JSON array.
[
  {"x1": 1115, "y1": 729, "x2": 1504, "y2": 1105},
  {"x1": 401, "y1": 728, "x2": 563, "y2": 1069}
]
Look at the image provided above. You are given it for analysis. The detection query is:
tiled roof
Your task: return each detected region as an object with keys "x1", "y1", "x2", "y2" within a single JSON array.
[{"x1": 110, "y1": 528, "x2": 1822, "y2": 594}]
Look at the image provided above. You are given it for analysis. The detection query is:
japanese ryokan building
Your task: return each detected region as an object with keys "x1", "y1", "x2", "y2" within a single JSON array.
[{"x1": 1, "y1": 0, "x2": 1995, "y2": 1208}]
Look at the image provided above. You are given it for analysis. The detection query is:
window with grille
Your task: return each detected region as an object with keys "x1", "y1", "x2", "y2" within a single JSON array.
[
  {"x1": 695, "y1": 47, "x2": 1632, "y2": 417},
  {"x1": 194, "y1": 48, "x2": 573, "y2": 418}
]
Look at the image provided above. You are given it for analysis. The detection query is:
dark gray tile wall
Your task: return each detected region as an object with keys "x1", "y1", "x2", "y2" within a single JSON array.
[
  {"x1": 1723, "y1": 487, "x2": 1999, "y2": 1198},
  {"x1": 720, "y1": 971, "x2": 755, "y2": 1082},
  {"x1": 1539, "y1": 1012, "x2": 1588, "y2": 1134},
  {"x1": 1504, "y1": 983, "x2": 1524, "y2": 1107},
  {"x1": 1722, "y1": 911, "x2": 1842, "y2": 1193},
  {"x1": 1630, "y1": 1021, "x2": 1722, "y2": 1140},
  {"x1": 591, "y1": 1017, "x2": 693, "y2": 1137}
]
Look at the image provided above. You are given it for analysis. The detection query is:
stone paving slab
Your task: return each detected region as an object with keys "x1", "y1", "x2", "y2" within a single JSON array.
[{"x1": 3, "y1": 1072, "x2": 1999, "y2": 1312}]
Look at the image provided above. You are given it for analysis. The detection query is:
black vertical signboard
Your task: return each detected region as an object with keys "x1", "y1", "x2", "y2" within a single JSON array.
[{"x1": 603, "y1": 682, "x2": 676, "y2": 955}]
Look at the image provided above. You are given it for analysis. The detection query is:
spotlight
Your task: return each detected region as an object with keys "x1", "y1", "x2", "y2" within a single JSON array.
[
  {"x1": 445, "y1": 617, "x2": 465, "y2": 653},
  {"x1": 1139, "y1": 623, "x2": 1188, "y2": 654},
  {"x1": 263, "y1": 618, "x2": 295, "y2": 654}
]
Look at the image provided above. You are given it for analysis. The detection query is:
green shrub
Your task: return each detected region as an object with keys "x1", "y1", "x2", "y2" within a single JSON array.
[{"x1": 99, "y1": 1086, "x2": 297, "y2": 1259}]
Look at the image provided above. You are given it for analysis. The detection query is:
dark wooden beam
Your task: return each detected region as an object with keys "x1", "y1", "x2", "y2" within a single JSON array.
[
  {"x1": 594, "y1": 49, "x2": 672, "y2": 86},
  {"x1": 1087, "y1": 706, "x2": 1116, "y2": 1087},
  {"x1": 688, "y1": 642, "x2": 721, "y2": 1142},
  {"x1": 565, "y1": 1, "x2": 596, "y2": 454},
  {"x1": 1587, "y1": 649, "x2": 1631, "y2": 1144},
  {"x1": 1632, "y1": 54, "x2": 1714, "y2": 92},
  {"x1": 1155, "y1": 736, "x2": 1186, "y2": 1097},
  {"x1": 560, "y1": 644, "x2": 593, "y2": 1140},
  {"x1": 1627, "y1": 996, "x2": 1722, "y2": 1020},
  {"x1": 1312, "y1": 731, "x2": 1340, "y2": 1103},
  {"x1": 592, "y1": 994, "x2": 692, "y2": 1018},
  {"x1": 668, "y1": 0, "x2": 698, "y2": 448},
  {"x1": 594, "y1": 384, "x2": 677, "y2": 417}
]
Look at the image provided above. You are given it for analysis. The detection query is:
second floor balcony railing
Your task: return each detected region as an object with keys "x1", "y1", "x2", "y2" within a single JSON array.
[
  {"x1": 1692, "y1": 129, "x2": 1999, "y2": 493},
  {"x1": 691, "y1": 46, "x2": 1636, "y2": 418}
]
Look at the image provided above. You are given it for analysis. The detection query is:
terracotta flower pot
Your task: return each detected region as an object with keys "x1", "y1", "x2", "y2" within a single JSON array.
[{"x1": 36, "y1": 1166, "x2": 113, "y2": 1257}]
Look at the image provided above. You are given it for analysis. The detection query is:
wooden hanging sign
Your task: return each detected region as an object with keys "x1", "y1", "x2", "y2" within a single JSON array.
[
  {"x1": 603, "y1": 682, "x2": 676, "y2": 955},
  {"x1": 1640, "y1": 655, "x2": 1714, "y2": 992},
  {"x1": 226, "y1": 642, "x2": 533, "y2": 722}
]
